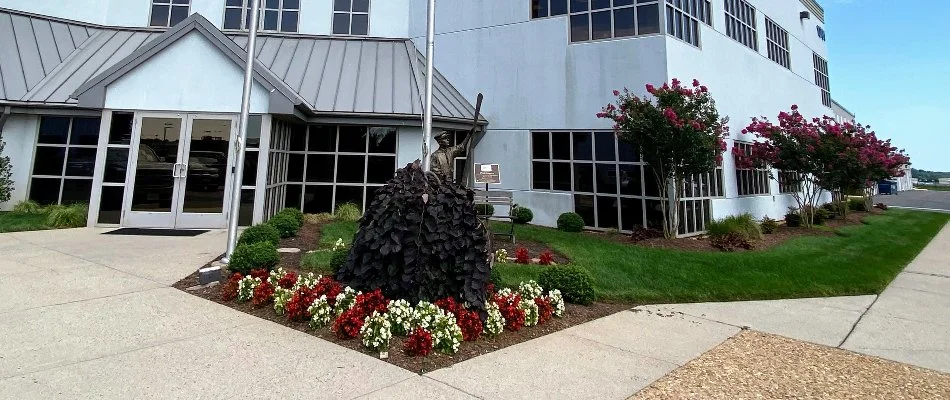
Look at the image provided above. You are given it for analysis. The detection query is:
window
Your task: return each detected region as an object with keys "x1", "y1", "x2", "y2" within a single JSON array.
[
  {"x1": 150, "y1": 0, "x2": 190, "y2": 27},
  {"x1": 765, "y1": 17, "x2": 790, "y2": 69},
  {"x1": 666, "y1": 0, "x2": 711, "y2": 47},
  {"x1": 724, "y1": 0, "x2": 756, "y2": 50},
  {"x1": 733, "y1": 142, "x2": 770, "y2": 196},
  {"x1": 778, "y1": 171, "x2": 801, "y2": 194},
  {"x1": 566, "y1": 0, "x2": 661, "y2": 43},
  {"x1": 813, "y1": 53, "x2": 831, "y2": 108},
  {"x1": 531, "y1": 0, "x2": 568, "y2": 18},
  {"x1": 269, "y1": 124, "x2": 396, "y2": 216},
  {"x1": 531, "y1": 131, "x2": 717, "y2": 235},
  {"x1": 332, "y1": 0, "x2": 370, "y2": 35},
  {"x1": 29, "y1": 116, "x2": 101, "y2": 206},
  {"x1": 817, "y1": 26, "x2": 826, "y2": 41},
  {"x1": 223, "y1": 0, "x2": 299, "y2": 33}
]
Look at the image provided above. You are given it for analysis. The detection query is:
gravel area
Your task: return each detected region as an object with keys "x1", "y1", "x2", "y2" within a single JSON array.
[{"x1": 632, "y1": 330, "x2": 950, "y2": 399}]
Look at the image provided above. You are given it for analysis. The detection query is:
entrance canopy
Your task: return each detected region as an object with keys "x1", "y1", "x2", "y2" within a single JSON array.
[{"x1": 0, "y1": 8, "x2": 486, "y2": 127}]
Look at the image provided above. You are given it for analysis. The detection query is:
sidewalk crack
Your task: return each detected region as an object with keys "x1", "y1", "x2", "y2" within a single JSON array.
[{"x1": 837, "y1": 294, "x2": 879, "y2": 348}]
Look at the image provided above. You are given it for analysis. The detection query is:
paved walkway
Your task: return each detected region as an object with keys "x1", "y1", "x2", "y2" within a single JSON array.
[{"x1": 1, "y1": 222, "x2": 947, "y2": 399}]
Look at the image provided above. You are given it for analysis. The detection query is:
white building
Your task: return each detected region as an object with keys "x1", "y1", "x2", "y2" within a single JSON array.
[{"x1": 0, "y1": 0, "x2": 836, "y2": 235}]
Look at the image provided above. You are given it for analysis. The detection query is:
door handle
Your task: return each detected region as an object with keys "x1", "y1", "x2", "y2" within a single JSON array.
[{"x1": 171, "y1": 163, "x2": 179, "y2": 179}]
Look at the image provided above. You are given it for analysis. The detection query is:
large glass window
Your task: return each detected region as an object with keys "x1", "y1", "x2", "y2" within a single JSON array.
[
  {"x1": 332, "y1": 0, "x2": 370, "y2": 35},
  {"x1": 778, "y1": 171, "x2": 801, "y2": 194},
  {"x1": 665, "y1": 0, "x2": 711, "y2": 47},
  {"x1": 733, "y1": 142, "x2": 770, "y2": 196},
  {"x1": 224, "y1": 0, "x2": 299, "y2": 32},
  {"x1": 565, "y1": 0, "x2": 661, "y2": 43},
  {"x1": 271, "y1": 124, "x2": 396, "y2": 215},
  {"x1": 724, "y1": 0, "x2": 756, "y2": 51},
  {"x1": 150, "y1": 0, "x2": 190, "y2": 27},
  {"x1": 813, "y1": 53, "x2": 831, "y2": 108},
  {"x1": 532, "y1": 131, "x2": 719, "y2": 235},
  {"x1": 30, "y1": 116, "x2": 101, "y2": 206},
  {"x1": 765, "y1": 17, "x2": 790, "y2": 69}
]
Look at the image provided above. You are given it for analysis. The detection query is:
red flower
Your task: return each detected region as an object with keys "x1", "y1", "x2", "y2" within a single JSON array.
[
  {"x1": 692, "y1": 79, "x2": 700, "y2": 87},
  {"x1": 514, "y1": 247, "x2": 531, "y2": 264},
  {"x1": 538, "y1": 250, "x2": 554, "y2": 266},
  {"x1": 277, "y1": 271, "x2": 298, "y2": 289},
  {"x1": 493, "y1": 292, "x2": 526, "y2": 332},
  {"x1": 286, "y1": 286, "x2": 317, "y2": 321},
  {"x1": 612, "y1": 89, "x2": 620, "y2": 96},
  {"x1": 700, "y1": 85, "x2": 708, "y2": 93},
  {"x1": 535, "y1": 296, "x2": 554, "y2": 324},
  {"x1": 435, "y1": 297, "x2": 464, "y2": 316},
  {"x1": 645, "y1": 84, "x2": 656, "y2": 94},
  {"x1": 671, "y1": 78, "x2": 681, "y2": 87},
  {"x1": 220, "y1": 273, "x2": 243, "y2": 302},
  {"x1": 312, "y1": 276, "x2": 342, "y2": 306},
  {"x1": 457, "y1": 310, "x2": 484, "y2": 341},
  {"x1": 404, "y1": 327, "x2": 434, "y2": 357},
  {"x1": 252, "y1": 281, "x2": 275, "y2": 306},
  {"x1": 332, "y1": 308, "x2": 365, "y2": 339},
  {"x1": 352, "y1": 289, "x2": 389, "y2": 318},
  {"x1": 249, "y1": 269, "x2": 269, "y2": 280}
]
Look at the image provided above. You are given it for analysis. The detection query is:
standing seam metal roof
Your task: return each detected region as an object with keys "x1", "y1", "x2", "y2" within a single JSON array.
[{"x1": 0, "y1": 8, "x2": 482, "y2": 123}]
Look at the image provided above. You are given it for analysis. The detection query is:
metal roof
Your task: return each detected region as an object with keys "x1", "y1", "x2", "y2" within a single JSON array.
[{"x1": 0, "y1": 8, "x2": 483, "y2": 124}]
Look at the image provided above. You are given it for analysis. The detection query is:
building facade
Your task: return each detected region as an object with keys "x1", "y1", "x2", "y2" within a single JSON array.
[{"x1": 0, "y1": 0, "x2": 837, "y2": 235}]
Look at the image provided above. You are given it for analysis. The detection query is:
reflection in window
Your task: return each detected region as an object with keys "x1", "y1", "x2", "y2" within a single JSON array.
[
  {"x1": 734, "y1": 142, "x2": 770, "y2": 196},
  {"x1": 333, "y1": 0, "x2": 370, "y2": 35},
  {"x1": 565, "y1": 0, "x2": 661, "y2": 43},
  {"x1": 813, "y1": 52, "x2": 831, "y2": 108},
  {"x1": 724, "y1": 0, "x2": 757, "y2": 51},
  {"x1": 666, "y1": 0, "x2": 711, "y2": 47},
  {"x1": 30, "y1": 116, "x2": 101, "y2": 206},
  {"x1": 150, "y1": 0, "x2": 190, "y2": 27},
  {"x1": 765, "y1": 17, "x2": 791, "y2": 69},
  {"x1": 224, "y1": 0, "x2": 299, "y2": 32}
]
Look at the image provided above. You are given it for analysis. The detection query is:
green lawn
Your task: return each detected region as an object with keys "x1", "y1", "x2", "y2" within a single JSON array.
[
  {"x1": 0, "y1": 212, "x2": 52, "y2": 233},
  {"x1": 924, "y1": 185, "x2": 950, "y2": 192},
  {"x1": 308, "y1": 209, "x2": 948, "y2": 304},
  {"x1": 300, "y1": 221, "x2": 360, "y2": 273}
]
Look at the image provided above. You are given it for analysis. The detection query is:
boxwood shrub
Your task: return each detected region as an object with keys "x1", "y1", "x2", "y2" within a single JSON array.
[
  {"x1": 229, "y1": 241, "x2": 279, "y2": 274},
  {"x1": 329, "y1": 247, "x2": 349, "y2": 273},
  {"x1": 511, "y1": 205, "x2": 533, "y2": 224},
  {"x1": 556, "y1": 212, "x2": 585, "y2": 232},
  {"x1": 785, "y1": 212, "x2": 802, "y2": 227},
  {"x1": 475, "y1": 203, "x2": 495, "y2": 217},
  {"x1": 848, "y1": 198, "x2": 868, "y2": 212},
  {"x1": 238, "y1": 223, "x2": 280, "y2": 246},
  {"x1": 538, "y1": 265, "x2": 596, "y2": 305},
  {"x1": 267, "y1": 214, "x2": 299, "y2": 238},
  {"x1": 276, "y1": 207, "x2": 304, "y2": 226}
]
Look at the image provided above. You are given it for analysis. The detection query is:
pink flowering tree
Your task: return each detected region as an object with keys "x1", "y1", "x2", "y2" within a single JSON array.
[
  {"x1": 599, "y1": 79, "x2": 729, "y2": 238},
  {"x1": 741, "y1": 106, "x2": 828, "y2": 226}
]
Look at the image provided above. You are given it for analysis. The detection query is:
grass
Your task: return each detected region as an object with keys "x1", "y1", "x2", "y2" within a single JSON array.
[
  {"x1": 300, "y1": 221, "x2": 359, "y2": 274},
  {"x1": 0, "y1": 211, "x2": 52, "y2": 233},
  {"x1": 923, "y1": 185, "x2": 950, "y2": 192},
  {"x1": 308, "y1": 209, "x2": 948, "y2": 304}
]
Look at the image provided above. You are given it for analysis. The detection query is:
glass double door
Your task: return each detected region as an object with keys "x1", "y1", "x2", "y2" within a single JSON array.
[{"x1": 124, "y1": 113, "x2": 237, "y2": 229}]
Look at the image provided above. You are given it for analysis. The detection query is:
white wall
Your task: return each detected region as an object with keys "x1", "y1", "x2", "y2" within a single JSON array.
[
  {"x1": 0, "y1": 114, "x2": 38, "y2": 210},
  {"x1": 104, "y1": 31, "x2": 270, "y2": 113}
]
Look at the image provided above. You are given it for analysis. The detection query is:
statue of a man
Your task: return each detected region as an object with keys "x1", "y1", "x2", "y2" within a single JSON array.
[{"x1": 430, "y1": 130, "x2": 472, "y2": 181}]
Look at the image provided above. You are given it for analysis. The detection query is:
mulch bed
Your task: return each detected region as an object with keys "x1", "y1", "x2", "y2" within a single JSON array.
[
  {"x1": 174, "y1": 221, "x2": 628, "y2": 373},
  {"x1": 588, "y1": 210, "x2": 881, "y2": 253},
  {"x1": 493, "y1": 238, "x2": 571, "y2": 265}
]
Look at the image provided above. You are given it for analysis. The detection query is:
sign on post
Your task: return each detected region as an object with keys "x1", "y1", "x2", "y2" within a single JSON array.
[{"x1": 474, "y1": 163, "x2": 501, "y2": 185}]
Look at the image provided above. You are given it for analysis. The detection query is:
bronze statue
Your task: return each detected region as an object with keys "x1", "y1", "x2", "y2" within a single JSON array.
[{"x1": 430, "y1": 130, "x2": 472, "y2": 180}]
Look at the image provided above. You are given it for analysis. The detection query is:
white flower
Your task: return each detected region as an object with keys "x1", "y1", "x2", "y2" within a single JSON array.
[
  {"x1": 332, "y1": 238, "x2": 346, "y2": 252},
  {"x1": 412, "y1": 301, "x2": 442, "y2": 330},
  {"x1": 519, "y1": 298, "x2": 540, "y2": 327},
  {"x1": 267, "y1": 268, "x2": 286, "y2": 287},
  {"x1": 308, "y1": 295, "x2": 333, "y2": 329},
  {"x1": 496, "y1": 287, "x2": 514, "y2": 298},
  {"x1": 483, "y1": 302, "x2": 505, "y2": 337},
  {"x1": 386, "y1": 299, "x2": 414, "y2": 336},
  {"x1": 334, "y1": 286, "x2": 360, "y2": 316},
  {"x1": 294, "y1": 272, "x2": 321, "y2": 291},
  {"x1": 494, "y1": 249, "x2": 509, "y2": 263},
  {"x1": 360, "y1": 311, "x2": 393, "y2": 351},
  {"x1": 518, "y1": 280, "x2": 544, "y2": 300},
  {"x1": 548, "y1": 289, "x2": 565, "y2": 318},
  {"x1": 430, "y1": 312, "x2": 463, "y2": 354},
  {"x1": 237, "y1": 276, "x2": 261, "y2": 302},
  {"x1": 273, "y1": 287, "x2": 293, "y2": 315}
]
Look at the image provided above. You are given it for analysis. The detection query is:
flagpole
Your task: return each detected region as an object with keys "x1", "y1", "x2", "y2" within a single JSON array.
[
  {"x1": 224, "y1": 0, "x2": 261, "y2": 263},
  {"x1": 421, "y1": 0, "x2": 436, "y2": 172}
]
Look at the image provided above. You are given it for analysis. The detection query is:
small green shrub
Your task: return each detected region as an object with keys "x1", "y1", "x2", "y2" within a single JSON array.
[
  {"x1": 489, "y1": 266, "x2": 502, "y2": 285},
  {"x1": 238, "y1": 224, "x2": 280, "y2": 246},
  {"x1": 707, "y1": 213, "x2": 762, "y2": 241},
  {"x1": 46, "y1": 203, "x2": 87, "y2": 228},
  {"x1": 329, "y1": 247, "x2": 349, "y2": 273},
  {"x1": 510, "y1": 205, "x2": 534, "y2": 224},
  {"x1": 335, "y1": 202, "x2": 362, "y2": 222},
  {"x1": 556, "y1": 212, "x2": 585, "y2": 232},
  {"x1": 228, "y1": 241, "x2": 279, "y2": 274},
  {"x1": 710, "y1": 232, "x2": 754, "y2": 252},
  {"x1": 475, "y1": 203, "x2": 495, "y2": 217},
  {"x1": 785, "y1": 212, "x2": 802, "y2": 227},
  {"x1": 304, "y1": 212, "x2": 335, "y2": 224},
  {"x1": 848, "y1": 198, "x2": 868, "y2": 212},
  {"x1": 266, "y1": 214, "x2": 299, "y2": 238},
  {"x1": 12, "y1": 200, "x2": 44, "y2": 215},
  {"x1": 538, "y1": 265, "x2": 596, "y2": 305},
  {"x1": 813, "y1": 207, "x2": 830, "y2": 225},
  {"x1": 760, "y1": 216, "x2": 778, "y2": 234},
  {"x1": 276, "y1": 208, "x2": 304, "y2": 226},
  {"x1": 822, "y1": 202, "x2": 843, "y2": 218}
]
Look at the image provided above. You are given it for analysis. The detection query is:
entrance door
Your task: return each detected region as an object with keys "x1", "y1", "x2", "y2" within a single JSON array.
[{"x1": 124, "y1": 113, "x2": 237, "y2": 228}]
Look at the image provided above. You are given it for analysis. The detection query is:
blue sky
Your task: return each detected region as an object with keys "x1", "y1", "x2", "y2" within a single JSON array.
[{"x1": 824, "y1": 0, "x2": 950, "y2": 171}]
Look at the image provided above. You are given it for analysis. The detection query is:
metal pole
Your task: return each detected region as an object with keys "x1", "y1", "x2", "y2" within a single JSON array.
[
  {"x1": 224, "y1": 0, "x2": 261, "y2": 263},
  {"x1": 421, "y1": 0, "x2": 436, "y2": 171}
]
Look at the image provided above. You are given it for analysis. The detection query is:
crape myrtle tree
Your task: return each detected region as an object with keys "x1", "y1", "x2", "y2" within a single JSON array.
[
  {"x1": 598, "y1": 79, "x2": 729, "y2": 238},
  {"x1": 0, "y1": 136, "x2": 13, "y2": 203},
  {"x1": 740, "y1": 105, "x2": 828, "y2": 226}
]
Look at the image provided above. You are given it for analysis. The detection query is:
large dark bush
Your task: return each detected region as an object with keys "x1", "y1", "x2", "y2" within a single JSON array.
[
  {"x1": 538, "y1": 265, "x2": 595, "y2": 305},
  {"x1": 557, "y1": 212, "x2": 585, "y2": 232},
  {"x1": 510, "y1": 205, "x2": 533, "y2": 224},
  {"x1": 229, "y1": 241, "x2": 279, "y2": 274},
  {"x1": 238, "y1": 224, "x2": 280, "y2": 246},
  {"x1": 785, "y1": 212, "x2": 802, "y2": 227},
  {"x1": 335, "y1": 162, "x2": 492, "y2": 312}
]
